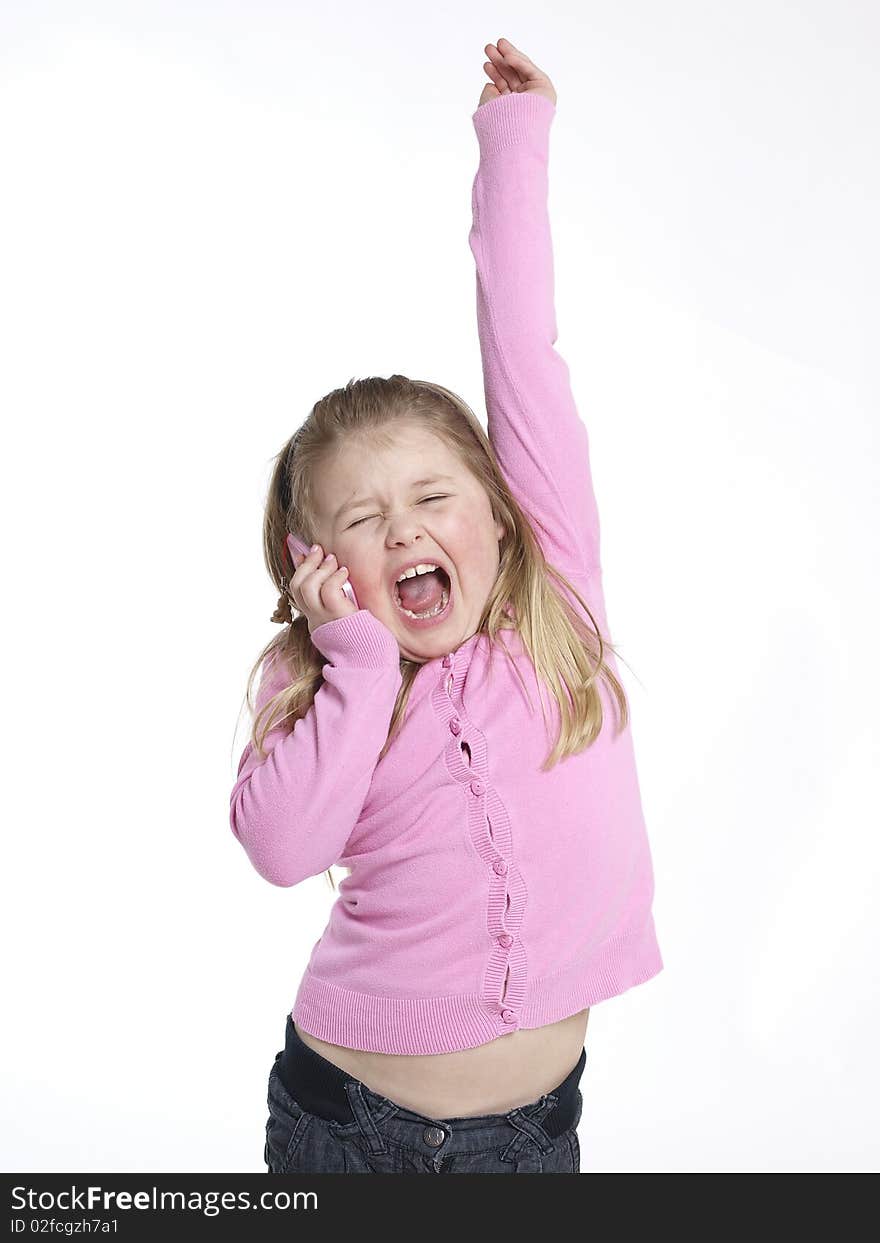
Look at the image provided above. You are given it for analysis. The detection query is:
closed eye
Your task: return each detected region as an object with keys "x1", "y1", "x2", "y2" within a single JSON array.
[{"x1": 347, "y1": 496, "x2": 448, "y2": 529}]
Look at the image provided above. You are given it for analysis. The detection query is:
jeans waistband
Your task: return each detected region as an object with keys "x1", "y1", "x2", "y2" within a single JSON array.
[{"x1": 276, "y1": 1013, "x2": 586, "y2": 1139}]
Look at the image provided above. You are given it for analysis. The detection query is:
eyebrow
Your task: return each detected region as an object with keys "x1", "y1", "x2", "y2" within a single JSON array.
[{"x1": 334, "y1": 475, "x2": 457, "y2": 523}]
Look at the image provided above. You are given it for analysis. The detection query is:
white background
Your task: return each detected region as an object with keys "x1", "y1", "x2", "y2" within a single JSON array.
[{"x1": 2, "y1": 0, "x2": 878, "y2": 1174}]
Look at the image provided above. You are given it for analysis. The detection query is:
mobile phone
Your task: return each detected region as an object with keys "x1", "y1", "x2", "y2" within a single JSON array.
[{"x1": 285, "y1": 532, "x2": 359, "y2": 608}]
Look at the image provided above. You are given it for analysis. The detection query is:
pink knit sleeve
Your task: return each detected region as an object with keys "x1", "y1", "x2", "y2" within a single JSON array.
[
  {"x1": 229, "y1": 610, "x2": 402, "y2": 887},
  {"x1": 469, "y1": 93, "x2": 601, "y2": 579}
]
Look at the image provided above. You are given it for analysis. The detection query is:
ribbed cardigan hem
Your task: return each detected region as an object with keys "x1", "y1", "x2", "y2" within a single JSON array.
[{"x1": 291, "y1": 914, "x2": 663, "y2": 1056}]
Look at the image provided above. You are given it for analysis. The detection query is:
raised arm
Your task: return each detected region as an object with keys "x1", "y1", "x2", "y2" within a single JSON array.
[
  {"x1": 469, "y1": 43, "x2": 601, "y2": 578},
  {"x1": 229, "y1": 611, "x2": 402, "y2": 887}
]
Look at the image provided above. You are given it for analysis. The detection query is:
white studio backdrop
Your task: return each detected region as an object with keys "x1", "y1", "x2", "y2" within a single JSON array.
[{"x1": 1, "y1": 0, "x2": 877, "y2": 1174}]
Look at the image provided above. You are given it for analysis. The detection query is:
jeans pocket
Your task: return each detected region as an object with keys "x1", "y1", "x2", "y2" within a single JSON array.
[{"x1": 265, "y1": 1106, "x2": 314, "y2": 1174}]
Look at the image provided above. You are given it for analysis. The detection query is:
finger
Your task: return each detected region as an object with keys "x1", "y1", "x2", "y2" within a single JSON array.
[
  {"x1": 482, "y1": 61, "x2": 509, "y2": 94},
  {"x1": 486, "y1": 43, "x2": 521, "y2": 91},
  {"x1": 485, "y1": 43, "x2": 520, "y2": 92},
  {"x1": 296, "y1": 544, "x2": 323, "y2": 570},
  {"x1": 297, "y1": 557, "x2": 338, "y2": 609},
  {"x1": 308, "y1": 553, "x2": 340, "y2": 587},
  {"x1": 290, "y1": 546, "x2": 324, "y2": 597},
  {"x1": 497, "y1": 38, "x2": 545, "y2": 81},
  {"x1": 318, "y1": 564, "x2": 350, "y2": 605},
  {"x1": 497, "y1": 37, "x2": 531, "y2": 66}
]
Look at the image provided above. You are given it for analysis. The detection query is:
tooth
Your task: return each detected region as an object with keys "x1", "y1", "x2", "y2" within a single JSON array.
[{"x1": 396, "y1": 562, "x2": 441, "y2": 584}]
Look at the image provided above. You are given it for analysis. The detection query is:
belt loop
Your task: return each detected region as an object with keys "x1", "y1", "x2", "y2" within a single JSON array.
[
  {"x1": 343, "y1": 1080, "x2": 389, "y2": 1155},
  {"x1": 504, "y1": 1094, "x2": 557, "y2": 1157}
]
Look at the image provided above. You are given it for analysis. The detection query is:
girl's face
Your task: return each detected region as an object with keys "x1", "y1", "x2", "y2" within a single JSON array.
[{"x1": 311, "y1": 424, "x2": 505, "y2": 663}]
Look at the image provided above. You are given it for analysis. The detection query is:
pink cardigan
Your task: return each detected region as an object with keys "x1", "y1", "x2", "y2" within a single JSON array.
[{"x1": 230, "y1": 92, "x2": 663, "y2": 1055}]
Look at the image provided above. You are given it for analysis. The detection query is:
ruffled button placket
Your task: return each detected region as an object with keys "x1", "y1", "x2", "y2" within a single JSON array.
[{"x1": 433, "y1": 649, "x2": 529, "y2": 1034}]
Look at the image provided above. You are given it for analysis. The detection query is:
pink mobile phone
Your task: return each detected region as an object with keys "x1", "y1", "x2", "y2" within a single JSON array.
[{"x1": 285, "y1": 532, "x2": 359, "y2": 608}]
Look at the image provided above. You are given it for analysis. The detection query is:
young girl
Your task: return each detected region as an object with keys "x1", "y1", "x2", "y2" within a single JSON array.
[{"x1": 230, "y1": 38, "x2": 663, "y2": 1176}]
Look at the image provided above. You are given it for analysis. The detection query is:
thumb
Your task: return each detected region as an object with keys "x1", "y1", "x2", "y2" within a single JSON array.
[{"x1": 478, "y1": 83, "x2": 501, "y2": 107}]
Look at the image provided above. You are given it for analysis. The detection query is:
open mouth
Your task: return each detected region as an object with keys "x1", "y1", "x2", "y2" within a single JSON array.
[{"x1": 391, "y1": 565, "x2": 452, "y2": 624}]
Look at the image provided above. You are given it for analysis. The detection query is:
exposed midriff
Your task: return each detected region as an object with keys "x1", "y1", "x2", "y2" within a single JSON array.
[{"x1": 294, "y1": 1007, "x2": 589, "y2": 1119}]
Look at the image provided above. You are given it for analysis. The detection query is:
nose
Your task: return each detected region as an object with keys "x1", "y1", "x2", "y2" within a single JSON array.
[{"x1": 384, "y1": 511, "x2": 428, "y2": 545}]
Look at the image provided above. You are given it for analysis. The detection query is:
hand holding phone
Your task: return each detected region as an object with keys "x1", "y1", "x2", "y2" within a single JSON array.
[{"x1": 286, "y1": 533, "x2": 359, "y2": 633}]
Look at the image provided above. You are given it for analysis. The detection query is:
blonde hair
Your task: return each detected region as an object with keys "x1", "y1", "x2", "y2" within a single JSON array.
[{"x1": 240, "y1": 375, "x2": 630, "y2": 893}]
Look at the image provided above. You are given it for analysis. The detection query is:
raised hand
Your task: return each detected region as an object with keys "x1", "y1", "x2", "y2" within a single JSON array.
[{"x1": 478, "y1": 38, "x2": 557, "y2": 109}]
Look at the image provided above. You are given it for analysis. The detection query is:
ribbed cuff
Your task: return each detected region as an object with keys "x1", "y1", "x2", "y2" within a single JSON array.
[
  {"x1": 309, "y1": 609, "x2": 401, "y2": 667},
  {"x1": 471, "y1": 91, "x2": 555, "y2": 159}
]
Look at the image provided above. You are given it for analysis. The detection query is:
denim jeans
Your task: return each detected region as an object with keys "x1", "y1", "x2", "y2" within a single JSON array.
[{"x1": 264, "y1": 1014, "x2": 585, "y2": 1174}]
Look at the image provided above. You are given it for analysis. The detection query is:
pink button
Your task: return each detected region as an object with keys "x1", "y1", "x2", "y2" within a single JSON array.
[
  {"x1": 470, "y1": 780, "x2": 485, "y2": 796},
  {"x1": 442, "y1": 655, "x2": 453, "y2": 668},
  {"x1": 498, "y1": 933, "x2": 513, "y2": 948},
  {"x1": 501, "y1": 1008, "x2": 516, "y2": 1023},
  {"x1": 449, "y1": 717, "x2": 461, "y2": 735},
  {"x1": 492, "y1": 859, "x2": 508, "y2": 875}
]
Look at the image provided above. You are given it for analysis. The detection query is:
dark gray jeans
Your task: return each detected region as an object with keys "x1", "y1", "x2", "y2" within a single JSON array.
[{"x1": 264, "y1": 1015, "x2": 585, "y2": 1174}]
